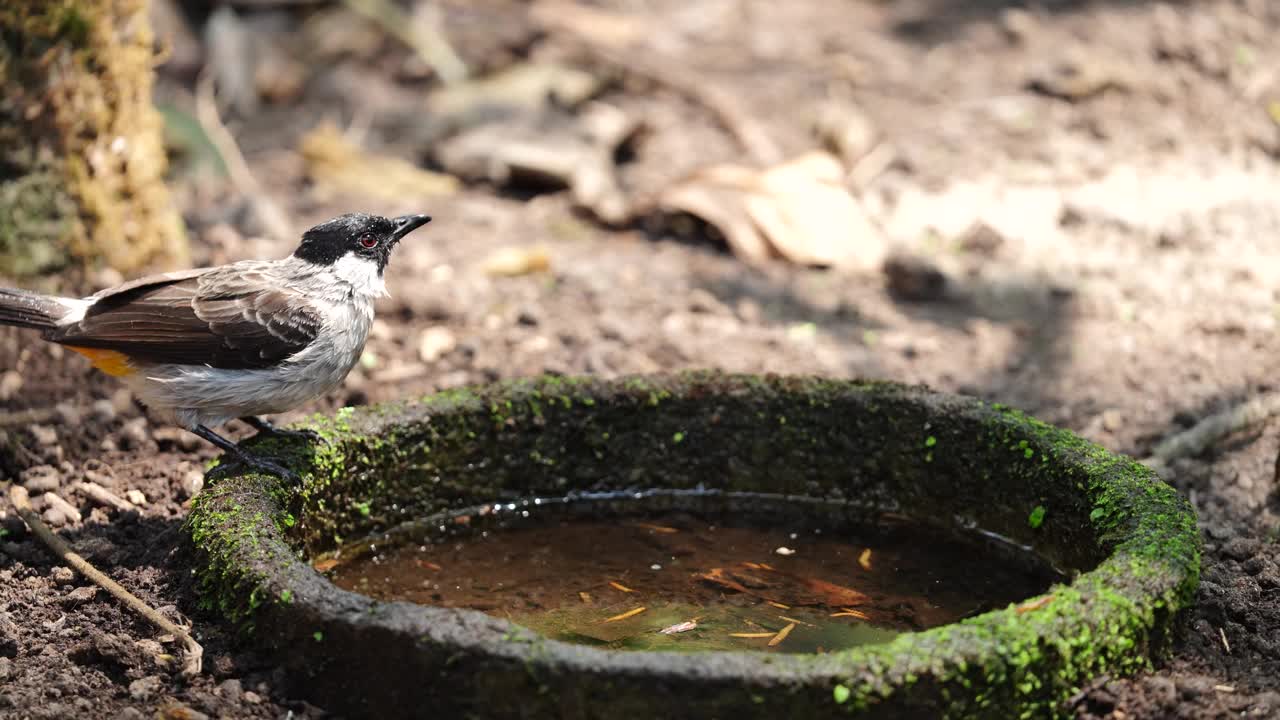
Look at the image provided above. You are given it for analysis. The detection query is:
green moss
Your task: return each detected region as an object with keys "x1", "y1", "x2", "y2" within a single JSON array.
[
  {"x1": 184, "y1": 371, "x2": 1200, "y2": 720},
  {"x1": 1028, "y1": 505, "x2": 1046, "y2": 529}
]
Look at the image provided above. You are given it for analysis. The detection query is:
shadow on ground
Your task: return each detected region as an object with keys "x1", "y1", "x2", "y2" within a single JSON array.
[{"x1": 891, "y1": 0, "x2": 1193, "y2": 43}]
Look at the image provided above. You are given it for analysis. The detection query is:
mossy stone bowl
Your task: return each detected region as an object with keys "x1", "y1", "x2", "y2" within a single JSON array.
[{"x1": 186, "y1": 372, "x2": 1199, "y2": 719}]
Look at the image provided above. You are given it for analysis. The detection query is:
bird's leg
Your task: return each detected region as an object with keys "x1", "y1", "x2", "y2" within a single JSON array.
[
  {"x1": 238, "y1": 416, "x2": 321, "y2": 442},
  {"x1": 192, "y1": 424, "x2": 299, "y2": 483}
]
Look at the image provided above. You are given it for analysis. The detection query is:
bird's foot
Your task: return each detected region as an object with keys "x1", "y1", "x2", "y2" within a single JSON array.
[
  {"x1": 193, "y1": 424, "x2": 302, "y2": 484},
  {"x1": 239, "y1": 416, "x2": 322, "y2": 443},
  {"x1": 235, "y1": 451, "x2": 301, "y2": 483}
]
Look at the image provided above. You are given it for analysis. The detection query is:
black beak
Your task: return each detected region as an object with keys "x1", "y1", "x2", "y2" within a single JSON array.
[{"x1": 390, "y1": 214, "x2": 432, "y2": 243}]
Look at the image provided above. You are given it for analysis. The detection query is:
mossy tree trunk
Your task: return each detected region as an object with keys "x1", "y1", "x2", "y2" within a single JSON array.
[{"x1": 0, "y1": 0, "x2": 188, "y2": 280}]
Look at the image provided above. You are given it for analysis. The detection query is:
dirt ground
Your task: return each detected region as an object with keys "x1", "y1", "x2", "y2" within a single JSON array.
[{"x1": 3, "y1": 0, "x2": 1280, "y2": 718}]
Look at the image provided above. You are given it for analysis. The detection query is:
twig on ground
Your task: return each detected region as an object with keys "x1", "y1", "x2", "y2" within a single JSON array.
[
  {"x1": 1141, "y1": 392, "x2": 1280, "y2": 475},
  {"x1": 0, "y1": 407, "x2": 59, "y2": 427},
  {"x1": 195, "y1": 68, "x2": 261, "y2": 198},
  {"x1": 73, "y1": 481, "x2": 137, "y2": 513},
  {"x1": 341, "y1": 0, "x2": 468, "y2": 84},
  {"x1": 195, "y1": 67, "x2": 294, "y2": 241},
  {"x1": 8, "y1": 485, "x2": 203, "y2": 675}
]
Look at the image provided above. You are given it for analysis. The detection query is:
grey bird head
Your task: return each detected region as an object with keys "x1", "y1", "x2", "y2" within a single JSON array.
[{"x1": 294, "y1": 212, "x2": 432, "y2": 273}]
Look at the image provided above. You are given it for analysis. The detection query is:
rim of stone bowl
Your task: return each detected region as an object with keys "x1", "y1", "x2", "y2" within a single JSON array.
[{"x1": 186, "y1": 372, "x2": 1200, "y2": 720}]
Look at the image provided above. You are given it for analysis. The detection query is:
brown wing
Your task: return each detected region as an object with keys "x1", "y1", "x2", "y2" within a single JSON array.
[{"x1": 50, "y1": 266, "x2": 321, "y2": 369}]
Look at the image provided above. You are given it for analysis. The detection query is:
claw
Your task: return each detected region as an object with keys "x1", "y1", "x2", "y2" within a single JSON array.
[
  {"x1": 192, "y1": 424, "x2": 302, "y2": 484},
  {"x1": 240, "y1": 416, "x2": 323, "y2": 444},
  {"x1": 239, "y1": 453, "x2": 300, "y2": 483}
]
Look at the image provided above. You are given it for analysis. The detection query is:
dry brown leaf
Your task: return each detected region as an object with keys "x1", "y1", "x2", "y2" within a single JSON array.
[
  {"x1": 802, "y1": 577, "x2": 872, "y2": 608},
  {"x1": 434, "y1": 102, "x2": 638, "y2": 224},
  {"x1": 301, "y1": 123, "x2": 459, "y2": 202},
  {"x1": 426, "y1": 62, "x2": 603, "y2": 118},
  {"x1": 655, "y1": 151, "x2": 887, "y2": 269}
]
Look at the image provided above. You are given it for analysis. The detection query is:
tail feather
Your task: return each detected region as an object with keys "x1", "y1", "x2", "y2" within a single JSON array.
[{"x1": 0, "y1": 287, "x2": 68, "y2": 331}]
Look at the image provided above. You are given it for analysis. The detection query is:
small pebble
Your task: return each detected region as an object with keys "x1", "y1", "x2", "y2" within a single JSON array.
[
  {"x1": 417, "y1": 326, "x2": 458, "y2": 363},
  {"x1": 128, "y1": 676, "x2": 161, "y2": 701},
  {"x1": 119, "y1": 417, "x2": 150, "y2": 449},
  {"x1": 43, "y1": 492, "x2": 82, "y2": 524},
  {"x1": 42, "y1": 507, "x2": 67, "y2": 527},
  {"x1": 29, "y1": 424, "x2": 58, "y2": 446},
  {"x1": 0, "y1": 370, "x2": 22, "y2": 401},
  {"x1": 55, "y1": 402, "x2": 82, "y2": 426},
  {"x1": 152, "y1": 427, "x2": 202, "y2": 451},
  {"x1": 125, "y1": 489, "x2": 147, "y2": 506},
  {"x1": 111, "y1": 388, "x2": 135, "y2": 415},
  {"x1": 179, "y1": 469, "x2": 205, "y2": 499},
  {"x1": 243, "y1": 691, "x2": 262, "y2": 704},
  {"x1": 90, "y1": 399, "x2": 117, "y2": 424},
  {"x1": 218, "y1": 678, "x2": 243, "y2": 702},
  {"x1": 51, "y1": 566, "x2": 75, "y2": 584},
  {"x1": 775, "y1": 547, "x2": 796, "y2": 556},
  {"x1": 21, "y1": 465, "x2": 61, "y2": 493},
  {"x1": 118, "y1": 708, "x2": 144, "y2": 720},
  {"x1": 65, "y1": 586, "x2": 98, "y2": 603}
]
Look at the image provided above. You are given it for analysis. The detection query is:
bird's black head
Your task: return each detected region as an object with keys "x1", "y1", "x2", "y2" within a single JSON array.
[{"x1": 294, "y1": 212, "x2": 432, "y2": 273}]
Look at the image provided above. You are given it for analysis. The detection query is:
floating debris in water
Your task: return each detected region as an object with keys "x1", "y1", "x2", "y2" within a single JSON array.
[
  {"x1": 858, "y1": 548, "x2": 873, "y2": 571},
  {"x1": 632, "y1": 522, "x2": 679, "y2": 534},
  {"x1": 768, "y1": 622, "x2": 797, "y2": 647},
  {"x1": 603, "y1": 607, "x2": 647, "y2": 623},
  {"x1": 831, "y1": 608, "x2": 870, "y2": 621},
  {"x1": 326, "y1": 498, "x2": 1062, "y2": 654}
]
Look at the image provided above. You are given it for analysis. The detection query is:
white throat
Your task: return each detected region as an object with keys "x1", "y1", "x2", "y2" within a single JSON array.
[{"x1": 331, "y1": 253, "x2": 387, "y2": 299}]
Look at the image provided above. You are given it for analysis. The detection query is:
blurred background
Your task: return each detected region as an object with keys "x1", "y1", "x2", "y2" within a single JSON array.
[{"x1": 1, "y1": 1, "x2": 1280, "y2": 718}]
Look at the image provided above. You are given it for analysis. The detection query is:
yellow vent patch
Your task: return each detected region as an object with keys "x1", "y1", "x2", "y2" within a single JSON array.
[{"x1": 65, "y1": 346, "x2": 136, "y2": 377}]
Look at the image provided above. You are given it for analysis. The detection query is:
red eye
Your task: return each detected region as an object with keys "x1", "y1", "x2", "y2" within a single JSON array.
[{"x1": 359, "y1": 234, "x2": 378, "y2": 248}]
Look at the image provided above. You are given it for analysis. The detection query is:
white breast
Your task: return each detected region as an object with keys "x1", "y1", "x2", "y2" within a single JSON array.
[{"x1": 130, "y1": 252, "x2": 387, "y2": 429}]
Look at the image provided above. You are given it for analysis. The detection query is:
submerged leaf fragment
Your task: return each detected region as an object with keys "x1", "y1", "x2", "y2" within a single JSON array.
[
  {"x1": 858, "y1": 548, "x2": 873, "y2": 571},
  {"x1": 658, "y1": 620, "x2": 698, "y2": 635},
  {"x1": 603, "y1": 606, "x2": 646, "y2": 623},
  {"x1": 768, "y1": 622, "x2": 797, "y2": 647}
]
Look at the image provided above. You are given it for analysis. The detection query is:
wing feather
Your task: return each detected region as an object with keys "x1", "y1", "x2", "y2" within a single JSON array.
[{"x1": 50, "y1": 266, "x2": 321, "y2": 369}]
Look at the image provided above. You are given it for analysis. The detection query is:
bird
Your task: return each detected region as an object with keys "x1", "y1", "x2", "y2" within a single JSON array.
[{"x1": 0, "y1": 212, "x2": 431, "y2": 481}]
